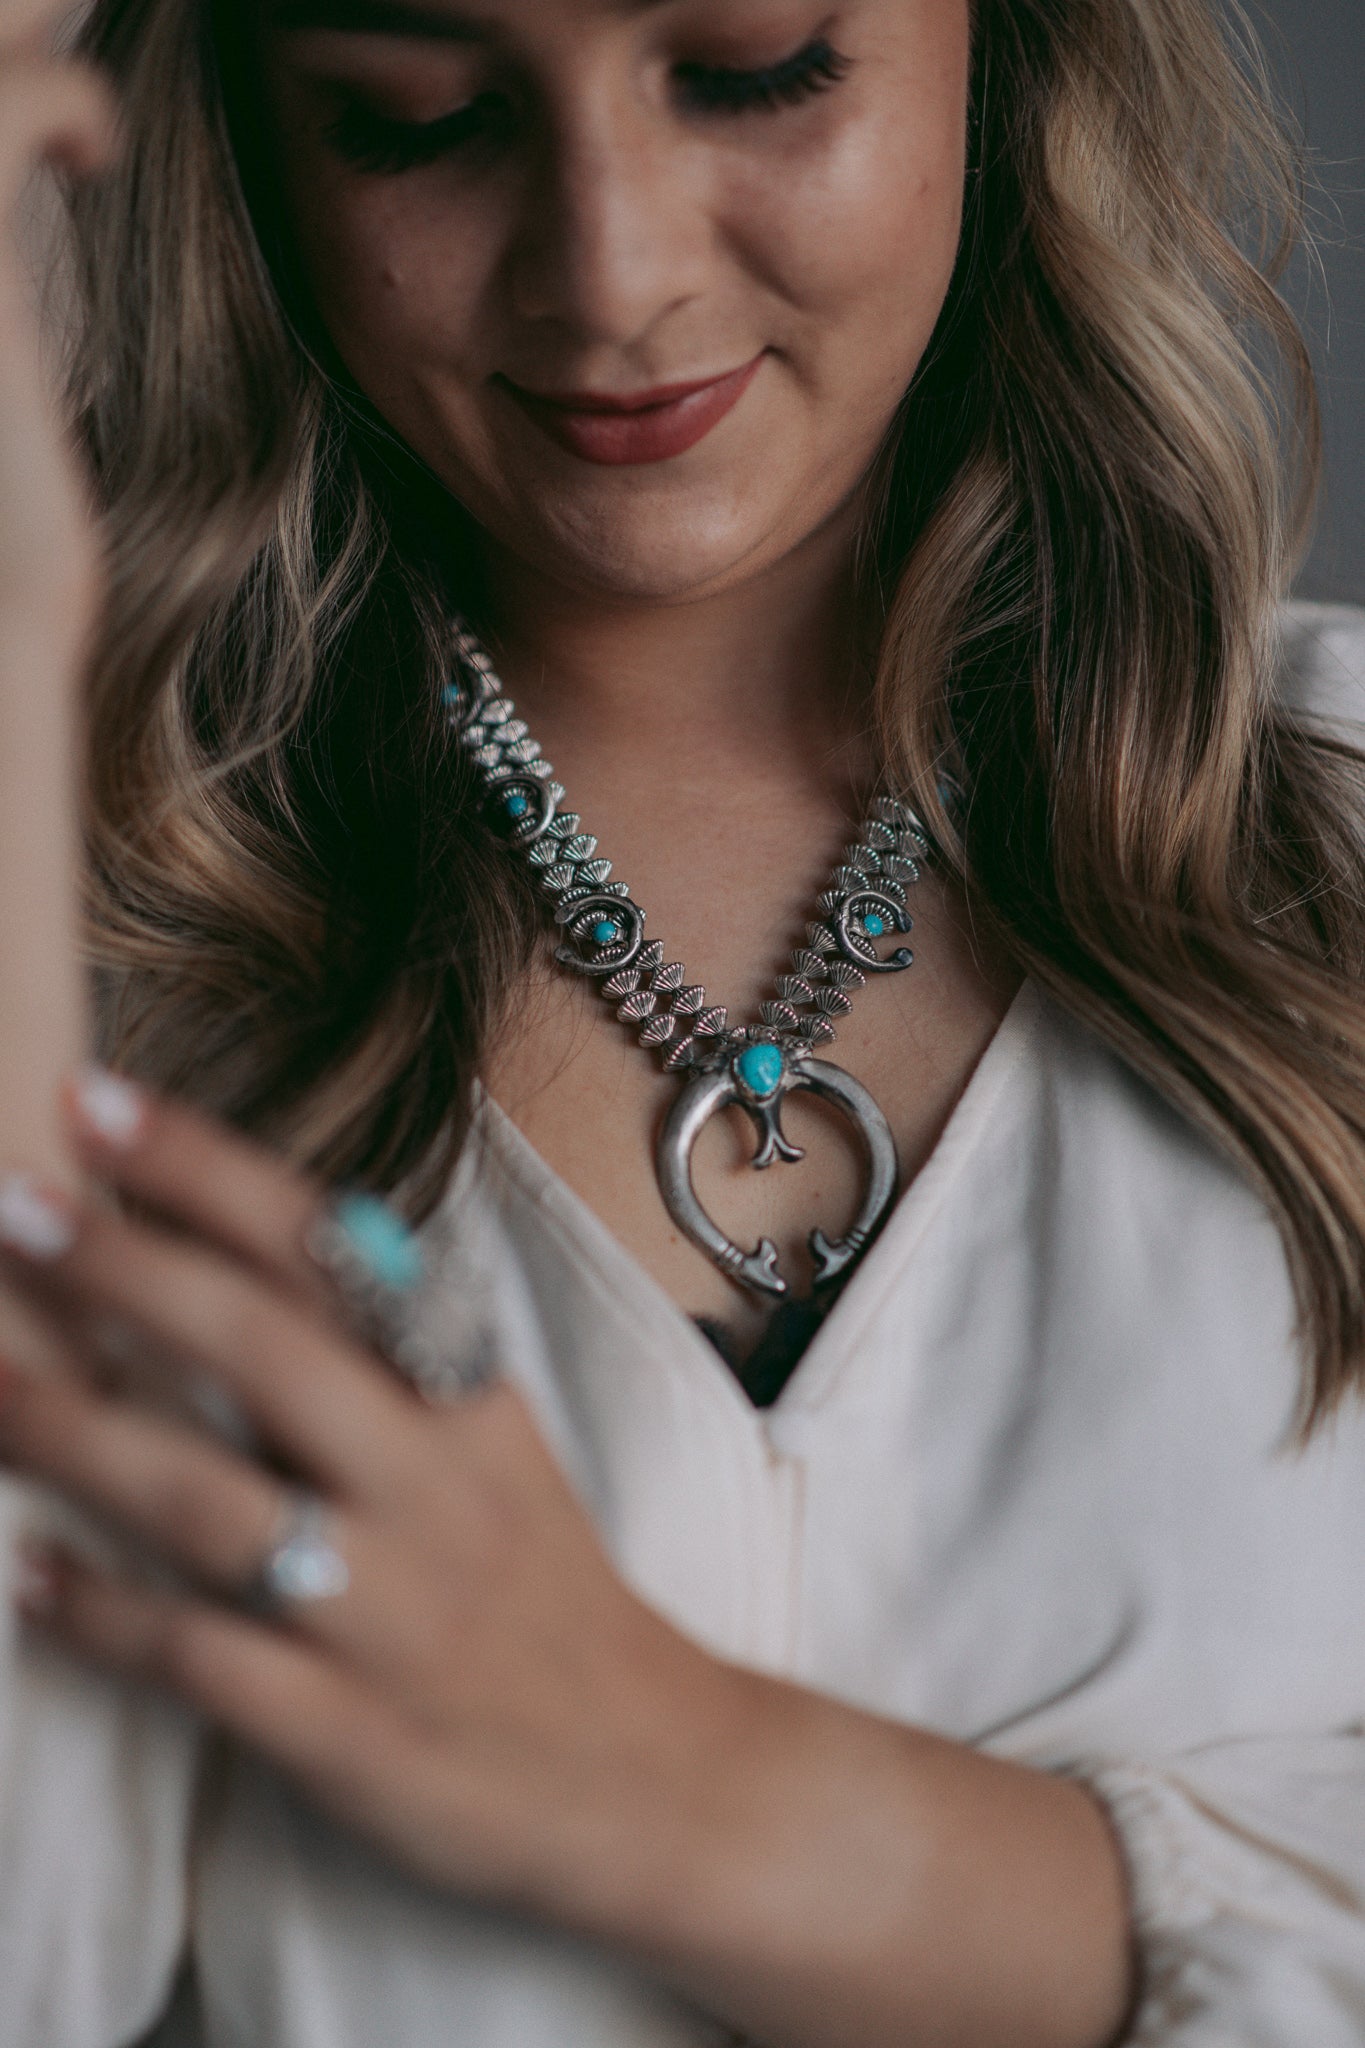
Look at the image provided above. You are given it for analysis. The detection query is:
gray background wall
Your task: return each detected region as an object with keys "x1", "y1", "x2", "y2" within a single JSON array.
[{"x1": 1263, "y1": 0, "x2": 1365, "y2": 603}]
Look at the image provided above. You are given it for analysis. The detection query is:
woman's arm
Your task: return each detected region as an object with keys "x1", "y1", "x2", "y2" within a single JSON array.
[
  {"x1": 0, "y1": 6, "x2": 112, "y2": 1184},
  {"x1": 580, "y1": 1666, "x2": 1135, "y2": 2048},
  {"x1": 0, "y1": 616, "x2": 89, "y2": 1185}
]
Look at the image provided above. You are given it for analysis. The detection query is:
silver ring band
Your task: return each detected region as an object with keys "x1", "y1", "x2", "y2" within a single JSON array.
[{"x1": 242, "y1": 1490, "x2": 350, "y2": 1618}]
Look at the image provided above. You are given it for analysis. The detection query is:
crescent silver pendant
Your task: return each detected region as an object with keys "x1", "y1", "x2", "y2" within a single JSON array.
[{"x1": 655, "y1": 1050, "x2": 900, "y2": 1300}]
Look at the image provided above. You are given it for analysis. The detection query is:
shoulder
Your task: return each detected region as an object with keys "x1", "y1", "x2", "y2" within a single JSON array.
[{"x1": 1278, "y1": 598, "x2": 1365, "y2": 731}]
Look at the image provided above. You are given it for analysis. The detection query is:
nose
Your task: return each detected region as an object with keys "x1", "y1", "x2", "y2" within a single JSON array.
[{"x1": 506, "y1": 84, "x2": 710, "y2": 350}]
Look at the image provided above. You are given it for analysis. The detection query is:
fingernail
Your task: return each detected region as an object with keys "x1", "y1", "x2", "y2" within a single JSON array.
[
  {"x1": 71, "y1": 1066, "x2": 146, "y2": 1148},
  {"x1": 13, "y1": 1544, "x2": 59, "y2": 1619},
  {"x1": 0, "y1": 1176, "x2": 77, "y2": 1260}
]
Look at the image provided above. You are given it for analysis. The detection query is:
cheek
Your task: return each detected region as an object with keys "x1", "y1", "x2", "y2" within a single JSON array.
[
  {"x1": 727, "y1": 51, "x2": 968, "y2": 419},
  {"x1": 289, "y1": 168, "x2": 501, "y2": 404}
]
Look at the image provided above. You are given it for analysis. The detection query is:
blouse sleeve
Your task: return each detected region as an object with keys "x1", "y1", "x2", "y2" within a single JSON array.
[
  {"x1": 1074, "y1": 1736, "x2": 1365, "y2": 2044},
  {"x1": 0, "y1": 1478, "x2": 202, "y2": 2048}
]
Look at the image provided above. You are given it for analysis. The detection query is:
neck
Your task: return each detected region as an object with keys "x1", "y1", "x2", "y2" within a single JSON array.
[{"x1": 478, "y1": 514, "x2": 874, "y2": 790}]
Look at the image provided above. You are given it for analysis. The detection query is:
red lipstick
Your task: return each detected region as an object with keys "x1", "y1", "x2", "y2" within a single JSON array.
[{"x1": 502, "y1": 354, "x2": 765, "y2": 466}]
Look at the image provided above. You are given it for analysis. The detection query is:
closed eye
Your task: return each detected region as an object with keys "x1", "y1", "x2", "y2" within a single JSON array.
[
  {"x1": 321, "y1": 34, "x2": 853, "y2": 177},
  {"x1": 674, "y1": 36, "x2": 851, "y2": 116},
  {"x1": 324, "y1": 91, "x2": 511, "y2": 172}
]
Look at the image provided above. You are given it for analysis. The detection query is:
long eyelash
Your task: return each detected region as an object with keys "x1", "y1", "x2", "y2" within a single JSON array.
[
  {"x1": 324, "y1": 36, "x2": 849, "y2": 172},
  {"x1": 675, "y1": 36, "x2": 852, "y2": 116},
  {"x1": 324, "y1": 96, "x2": 501, "y2": 174}
]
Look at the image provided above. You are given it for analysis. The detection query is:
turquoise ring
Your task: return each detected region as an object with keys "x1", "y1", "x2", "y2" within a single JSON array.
[
  {"x1": 312, "y1": 1191, "x2": 426, "y2": 1296},
  {"x1": 307, "y1": 1190, "x2": 496, "y2": 1403},
  {"x1": 306, "y1": 1190, "x2": 426, "y2": 1352}
]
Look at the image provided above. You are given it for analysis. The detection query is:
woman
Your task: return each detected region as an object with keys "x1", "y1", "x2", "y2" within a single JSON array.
[{"x1": 0, "y1": 0, "x2": 1362, "y2": 2041}]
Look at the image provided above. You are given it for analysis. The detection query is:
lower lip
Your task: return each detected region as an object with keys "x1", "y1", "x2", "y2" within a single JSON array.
[{"x1": 506, "y1": 355, "x2": 765, "y2": 466}]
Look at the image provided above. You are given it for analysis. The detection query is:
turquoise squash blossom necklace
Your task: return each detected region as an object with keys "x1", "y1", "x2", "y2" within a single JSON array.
[{"x1": 445, "y1": 620, "x2": 931, "y2": 1302}]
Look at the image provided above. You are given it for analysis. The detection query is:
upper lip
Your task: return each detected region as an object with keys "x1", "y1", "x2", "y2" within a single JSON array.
[{"x1": 502, "y1": 360, "x2": 761, "y2": 414}]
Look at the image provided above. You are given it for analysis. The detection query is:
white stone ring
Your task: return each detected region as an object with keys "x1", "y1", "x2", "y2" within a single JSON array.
[{"x1": 241, "y1": 1489, "x2": 350, "y2": 1619}]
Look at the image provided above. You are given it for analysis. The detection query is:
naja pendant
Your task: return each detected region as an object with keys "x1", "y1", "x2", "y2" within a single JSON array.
[{"x1": 656, "y1": 1040, "x2": 899, "y2": 1300}]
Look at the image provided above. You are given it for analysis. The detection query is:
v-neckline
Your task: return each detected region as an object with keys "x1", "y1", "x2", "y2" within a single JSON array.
[{"x1": 472, "y1": 980, "x2": 1042, "y2": 1422}]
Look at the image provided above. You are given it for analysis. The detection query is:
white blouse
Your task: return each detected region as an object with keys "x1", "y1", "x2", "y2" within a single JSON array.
[{"x1": 2, "y1": 601, "x2": 1365, "y2": 2048}]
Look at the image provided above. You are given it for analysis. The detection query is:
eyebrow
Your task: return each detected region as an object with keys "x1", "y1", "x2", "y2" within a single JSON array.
[
  {"x1": 269, "y1": 0, "x2": 675, "y2": 35},
  {"x1": 269, "y1": 1, "x2": 488, "y2": 38}
]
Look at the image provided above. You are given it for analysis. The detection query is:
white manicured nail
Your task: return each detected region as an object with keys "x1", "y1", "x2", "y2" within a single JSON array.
[
  {"x1": 73, "y1": 1066, "x2": 146, "y2": 1147},
  {"x1": 0, "y1": 1176, "x2": 77, "y2": 1260}
]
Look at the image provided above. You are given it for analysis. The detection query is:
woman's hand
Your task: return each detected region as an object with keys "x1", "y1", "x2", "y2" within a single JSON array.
[
  {"x1": 0, "y1": 1076, "x2": 1134, "y2": 2048},
  {"x1": 0, "y1": 1072, "x2": 738, "y2": 1924}
]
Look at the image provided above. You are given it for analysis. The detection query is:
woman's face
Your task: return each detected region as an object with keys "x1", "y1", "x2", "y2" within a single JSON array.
[{"x1": 260, "y1": 0, "x2": 971, "y2": 604}]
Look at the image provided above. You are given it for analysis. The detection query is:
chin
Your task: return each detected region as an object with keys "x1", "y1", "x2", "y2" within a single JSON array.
[{"x1": 476, "y1": 476, "x2": 796, "y2": 606}]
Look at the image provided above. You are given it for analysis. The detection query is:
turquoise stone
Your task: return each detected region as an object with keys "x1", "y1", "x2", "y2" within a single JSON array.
[
  {"x1": 504, "y1": 790, "x2": 530, "y2": 819},
  {"x1": 735, "y1": 1043, "x2": 785, "y2": 1099},
  {"x1": 331, "y1": 1192, "x2": 425, "y2": 1292},
  {"x1": 592, "y1": 918, "x2": 621, "y2": 945},
  {"x1": 862, "y1": 911, "x2": 886, "y2": 937}
]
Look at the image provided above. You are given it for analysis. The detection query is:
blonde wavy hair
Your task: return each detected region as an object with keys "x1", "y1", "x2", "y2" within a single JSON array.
[{"x1": 65, "y1": 0, "x2": 1365, "y2": 1428}]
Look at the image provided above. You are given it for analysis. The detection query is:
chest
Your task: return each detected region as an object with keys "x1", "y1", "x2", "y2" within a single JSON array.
[{"x1": 482, "y1": 870, "x2": 1014, "y2": 1356}]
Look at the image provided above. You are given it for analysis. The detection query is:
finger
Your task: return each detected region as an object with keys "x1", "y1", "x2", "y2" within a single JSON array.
[
  {"x1": 0, "y1": 0, "x2": 78, "y2": 57},
  {"x1": 64, "y1": 1071, "x2": 332, "y2": 1308},
  {"x1": 17, "y1": 1546, "x2": 430, "y2": 1835},
  {"x1": 0, "y1": 1361, "x2": 457, "y2": 1685},
  {"x1": 0, "y1": 1361, "x2": 286, "y2": 1587},
  {"x1": 0, "y1": 1181, "x2": 419, "y2": 1500},
  {"x1": 0, "y1": 1256, "x2": 102, "y2": 1387},
  {"x1": 0, "y1": 59, "x2": 116, "y2": 209},
  {"x1": 63, "y1": 1077, "x2": 434, "y2": 1375}
]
